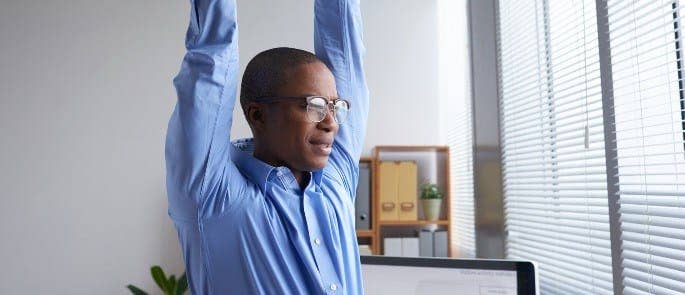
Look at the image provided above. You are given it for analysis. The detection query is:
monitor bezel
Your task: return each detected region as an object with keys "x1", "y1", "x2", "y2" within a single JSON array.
[{"x1": 360, "y1": 255, "x2": 536, "y2": 295}]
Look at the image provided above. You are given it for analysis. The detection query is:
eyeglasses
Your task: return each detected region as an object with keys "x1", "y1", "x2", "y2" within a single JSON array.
[{"x1": 254, "y1": 96, "x2": 351, "y2": 124}]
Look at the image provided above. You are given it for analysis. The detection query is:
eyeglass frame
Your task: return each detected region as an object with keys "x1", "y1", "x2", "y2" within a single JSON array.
[{"x1": 253, "y1": 95, "x2": 351, "y2": 123}]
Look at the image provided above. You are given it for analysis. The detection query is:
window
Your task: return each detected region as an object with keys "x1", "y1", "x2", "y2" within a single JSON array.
[
  {"x1": 497, "y1": 0, "x2": 685, "y2": 294},
  {"x1": 497, "y1": 0, "x2": 613, "y2": 293},
  {"x1": 608, "y1": 1, "x2": 685, "y2": 293}
]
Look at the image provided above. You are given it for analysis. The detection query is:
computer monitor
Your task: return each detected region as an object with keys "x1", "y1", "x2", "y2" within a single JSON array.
[{"x1": 361, "y1": 256, "x2": 538, "y2": 295}]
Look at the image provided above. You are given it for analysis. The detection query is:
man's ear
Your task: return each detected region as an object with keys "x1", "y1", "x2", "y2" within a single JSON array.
[{"x1": 246, "y1": 102, "x2": 267, "y2": 131}]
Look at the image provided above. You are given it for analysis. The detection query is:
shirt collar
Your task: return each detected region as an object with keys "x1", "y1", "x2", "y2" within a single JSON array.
[
  {"x1": 312, "y1": 169, "x2": 323, "y2": 186},
  {"x1": 230, "y1": 138, "x2": 325, "y2": 192},
  {"x1": 230, "y1": 138, "x2": 276, "y2": 193}
]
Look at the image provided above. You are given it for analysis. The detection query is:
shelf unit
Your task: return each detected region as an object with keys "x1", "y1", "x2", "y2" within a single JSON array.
[{"x1": 355, "y1": 146, "x2": 451, "y2": 256}]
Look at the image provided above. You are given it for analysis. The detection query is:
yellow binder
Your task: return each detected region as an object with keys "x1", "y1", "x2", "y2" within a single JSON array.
[
  {"x1": 397, "y1": 161, "x2": 418, "y2": 221},
  {"x1": 378, "y1": 161, "x2": 418, "y2": 221},
  {"x1": 378, "y1": 161, "x2": 399, "y2": 221}
]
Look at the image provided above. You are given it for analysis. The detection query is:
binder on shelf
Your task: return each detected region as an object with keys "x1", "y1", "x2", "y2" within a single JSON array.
[
  {"x1": 397, "y1": 162, "x2": 418, "y2": 221},
  {"x1": 402, "y1": 237, "x2": 420, "y2": 257},
  {"x1": 358, "y1": 244, "x2": 373, "y2": 256},
  {"x1": 379, "y1": 162, "x2": 399, "y2": 221},
  {"x1": 355, "y1": 163, "x2": 371, "y2": 230},
  {"x1": 384, "y1": 237, "x2": 403, "y2": 256},
  {"x1": 433, "y1": 230, "x2": 448, "y2": 257},
  {"x1": 419, "y1": 230, "x2": 434, "y2": 257},
  {"x1": 384, "y1": 236, "x2": 421, "y2": 257},
  {"x1": 378, "y1": 161, "x2": 417, "y2": 221}
]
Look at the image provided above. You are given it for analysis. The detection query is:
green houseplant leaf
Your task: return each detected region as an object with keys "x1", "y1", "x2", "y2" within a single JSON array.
[
  {"x1": 128, "y1": 266, "x2": 187, "y2": 295},
  {"x1": 126, "y1": 285, "x2": 149, "y2": 295},
  {"x1": 176, "y1": 273, "x2": 188, "y2": 295},
  {"x1": 151, "y1": 265, "x2": 170, "y2": 293},
  {"x1": 420, "y1": 182, "x2": 443, "y2": 199},
  {"x1": 168, "y1": 275, "x2": 177, "y2": 295}
]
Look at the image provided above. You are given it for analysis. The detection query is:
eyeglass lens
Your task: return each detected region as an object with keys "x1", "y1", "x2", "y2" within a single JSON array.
[{"x1": 306, "y1": 97, "x2": 349, "y2": 123}]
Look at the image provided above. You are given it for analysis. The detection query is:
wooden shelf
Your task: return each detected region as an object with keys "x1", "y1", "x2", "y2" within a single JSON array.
[
  {"x1": 373, "y1": 146, "x2": 451, "y2": 257},
  {"x1": 354, "y1": 146, "x2": 451, "y2": 256},
  {"x1": 379, "y1": 220, "x2": 449, "y2": 226},
  {"x1": 356, "y1": 229, "x2": 374, "y2": 237}
]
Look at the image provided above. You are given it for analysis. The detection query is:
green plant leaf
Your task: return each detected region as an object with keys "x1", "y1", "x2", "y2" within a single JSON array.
[
  {"x1": 419, "y1": 183, "x2": 443, "y2": 199},
  {"x1": 168, "y1": 275, "x2": 177, "y2": 295},
  {"x1": 151, "y1": 265, "x2": 169, "y2": 293},
  {"x1": 126, "y1": 285, "x2": 149, "y2": 295},
  {"x1": 177, "y1": 273, "x2": 188, "y2": 295}
]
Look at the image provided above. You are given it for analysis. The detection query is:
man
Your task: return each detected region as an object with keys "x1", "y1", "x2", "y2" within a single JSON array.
[{"x1": 165, "y1": 0, "x2": 368, "y2": 294}]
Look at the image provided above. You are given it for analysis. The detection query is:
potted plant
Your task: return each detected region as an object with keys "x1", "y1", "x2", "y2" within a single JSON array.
[
  {"x1": 420, "y1": 181, "x2": 443, "y2": 221},
  {"x1": 127, "y1": 265, "x2": 188, "y2": 295}
]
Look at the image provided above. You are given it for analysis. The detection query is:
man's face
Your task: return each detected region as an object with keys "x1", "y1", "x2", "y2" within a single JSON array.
[{"x1": 260, "y1": 62, "x2": 339, "y2": 172}]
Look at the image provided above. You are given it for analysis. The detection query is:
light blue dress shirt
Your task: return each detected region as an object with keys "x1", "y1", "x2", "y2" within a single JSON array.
[{"x1": 165, "y1": 0, "x2": 369, "y2": 294}]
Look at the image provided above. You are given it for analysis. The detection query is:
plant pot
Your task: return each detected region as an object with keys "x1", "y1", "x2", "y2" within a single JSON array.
[{"x1": 421, "y1": 199, "x2": 442, "y2": 221}]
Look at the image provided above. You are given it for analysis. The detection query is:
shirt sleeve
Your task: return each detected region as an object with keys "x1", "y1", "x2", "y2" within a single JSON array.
[
  {"x1": 315, "y1": 0, "x2": 369, "y2": 196},
  {"x1": 165, "y1": 0, "x2": 241, "y2": 207}
]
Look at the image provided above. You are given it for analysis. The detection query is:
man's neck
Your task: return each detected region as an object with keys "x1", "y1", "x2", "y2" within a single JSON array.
[
  {"x1": 253, "y1": 146, "x2": 309, "y2": 190},
  {"x1": 295, "y1": 172, "x2": 310, "y2": 191}
]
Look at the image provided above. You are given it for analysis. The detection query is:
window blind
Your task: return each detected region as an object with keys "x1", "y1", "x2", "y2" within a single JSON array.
[
  {"x1": 445, "y1": 83, "x2": 476, "y2": 258},
  {"x1": 445, "y1": 65, "x2": 476, "y2": 258},
  {"x1": 497, "y1": 0, "x2": 614, "y2": 293},
  {"x1": 605, "y1": 0, "x2": 685, "y2": 293},
  {"x1": 438, "y1": 0, "x2": 475, "y2": 258}
]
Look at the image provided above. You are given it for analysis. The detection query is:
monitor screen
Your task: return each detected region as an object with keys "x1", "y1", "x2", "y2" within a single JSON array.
[{"x1": 361, "y1": 256, "x2": 536, "y2": 295}]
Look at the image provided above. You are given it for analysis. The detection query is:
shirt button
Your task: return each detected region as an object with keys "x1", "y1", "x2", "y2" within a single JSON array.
[
  {"x1": 314, "y1": 238, "x2": 321, "y2": 245},
  {"x1": 330, "y1": 283, "x2": 337, "y2": 291}
]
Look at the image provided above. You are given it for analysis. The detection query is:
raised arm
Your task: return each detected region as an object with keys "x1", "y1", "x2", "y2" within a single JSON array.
[
  {"x1": 166, "y1": 0, "x2": 239, "y2": 205},
  {"x1": 314, "y1": 0, "x2": 369, "y2": 162}
]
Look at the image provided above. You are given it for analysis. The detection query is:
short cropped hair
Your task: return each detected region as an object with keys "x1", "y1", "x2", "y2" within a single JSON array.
[{"x1": 240, "y1": 47, "x2": 327, "y2": 117}]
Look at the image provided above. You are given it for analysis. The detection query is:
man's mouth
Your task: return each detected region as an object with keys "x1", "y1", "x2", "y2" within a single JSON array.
[{"x1": 309, "y1": 140, "x2": 333, "y2": 155}]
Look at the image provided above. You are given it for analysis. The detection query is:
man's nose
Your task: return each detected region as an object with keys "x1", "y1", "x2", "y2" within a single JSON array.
[{"x1": 317, "y1": 108, "x2": 338, "y2": 132}]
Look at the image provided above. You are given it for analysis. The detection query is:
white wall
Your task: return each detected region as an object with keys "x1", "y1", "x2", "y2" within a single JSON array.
[{"x1": 0, "y1": 0, "x2": 441, "y2": 293}]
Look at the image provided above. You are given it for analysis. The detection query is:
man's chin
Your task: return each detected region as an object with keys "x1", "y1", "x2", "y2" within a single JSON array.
[{"x1": 305, "y1": 156, "x2": 329, "y2": 171}]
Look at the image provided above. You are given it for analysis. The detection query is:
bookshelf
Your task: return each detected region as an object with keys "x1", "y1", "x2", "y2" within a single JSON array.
[{"x1": 355, "y1": 146, "x2": 451, "y2": 257}]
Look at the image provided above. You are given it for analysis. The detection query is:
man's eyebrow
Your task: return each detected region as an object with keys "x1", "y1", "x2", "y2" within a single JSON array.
[{"x1": 306, "y1": 94, "x2": 341, "y2": 98}]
